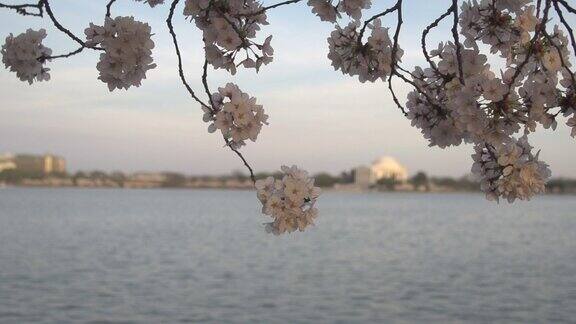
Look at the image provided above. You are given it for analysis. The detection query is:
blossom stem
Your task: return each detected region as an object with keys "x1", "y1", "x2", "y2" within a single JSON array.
[
  {"x1": 451, "y1": 0, "x2": 465, "y2": 84},
  {"x1": 421, "y1": 4, "x2": 453, "y2": 78},
  {"x1": 247, "y1": 0, "x2": 303, "y2": 16},
  {"x1": 41, "y1": 0, "x2": 103, "y2": 51},
  {"x1": 166, "y1": 0, "x2": 211, "y2": 109}
]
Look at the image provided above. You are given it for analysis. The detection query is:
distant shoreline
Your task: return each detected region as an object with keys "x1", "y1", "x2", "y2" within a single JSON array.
[{"x1": 2, "y1": 184, "x2": 575, "y2": 196}]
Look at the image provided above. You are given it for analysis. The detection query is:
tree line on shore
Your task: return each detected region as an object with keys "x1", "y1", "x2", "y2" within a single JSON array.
[{"x1": 2, "y1": 168, "x2": 576, "y2": 194}]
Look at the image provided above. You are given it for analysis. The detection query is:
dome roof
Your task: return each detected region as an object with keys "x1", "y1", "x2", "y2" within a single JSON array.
[{"x1": 371, "y1": 156, "x2": 408, "y2": 181}]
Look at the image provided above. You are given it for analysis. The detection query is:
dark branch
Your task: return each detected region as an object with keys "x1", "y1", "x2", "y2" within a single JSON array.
[
  {"x1": 166, "y1": 0, "x2": 211, "y2": 109},
  {"x1": 44, "y1": 46, "x2": 84, "y2": 60},
  {"x1": 202, "y1": 58, "x2": 216, "y2": 111},
  {"x1": 451, "y1": 0, "x2": 465, "y2": 84},
  {"x1": 41, "y1": 0, "x2": 103, "y2": 51},
  {"x1": 225, "y1": 139, "x2": 256, "y2": 184},
  {"x1": 421, "y1": 4, "x2": 453, "y2": 77},
  {"x1": 553, "y1": 0, "x2": 576, "y2": 62},
  {"x1": 247, "y1": 0, "x2": 302, "y2": 16},
  {"x1": 106, "y1": 0, "x2": 117, "y2": 17},
  {"x1": 504, "y1": 0, "x2": 552, "y2": 99},
  {"x1": 0, "y1": 1, "x2": 43, "y2": 17},
  {"x1": 358, "y1": 0, "x2": 401, "y2": 41},
  {"x1": 556, "y1": 0, "x2": 576, "y2": 14}
]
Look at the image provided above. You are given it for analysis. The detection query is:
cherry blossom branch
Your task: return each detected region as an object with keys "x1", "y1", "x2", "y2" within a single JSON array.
[
  {"x1": 451, "y1": 0, "x2": 465, "y2": 84},
  {"x1": 556, "y1": 0, "x2": 576, "y2": 14},
  {"x1": 247, "y1": 0, "x2": 303, "y2": 16},
  {"x1": 421, "y1": 4, "x2": 453, "y2": 78},
  {"x1": 0, "y1": 1, "x2": 42, "y2": 17},
  {"x1": 201, "y1": 58, "x2": 216, "y2": 111},
  {"x1": 387, "y1": 0, "x2": 407, "y2": 116},
  {"x1": 166, "y1": 0, "x2": 210, "y2": 109},
  {"x1": 41, "y1": 0, "x2": 103, "y2": 51},
  {"x1": 44, "y1": 46, "x2": 84, "y2": 60},
  {"x1": 390, "y1": 0, "x2": 403, "y2": 74},
  {"x1": 2, "y1": 0, "x2": 573, "y2": 209},
  {"x1": 200, "y1": 58, "x2": 256, "y2": 184},
  {"x1": 504, "y1": 0, "x2": 552, "y2": 99},
  {"x1": 553, "y1": 0, "x2": 576, "y2": 60},
  {"x1": 358, "y1": 0, "x2": 401, "y2": 41},
  {"x1": 542, "y1": 28, "x2": 575, "y2": 86},
  {"x1": 226, "y1": 139, "x2": 256, "y2": 184},
  {"x1": 388, "y1": 77, "x2": 407, "y2": 116}
]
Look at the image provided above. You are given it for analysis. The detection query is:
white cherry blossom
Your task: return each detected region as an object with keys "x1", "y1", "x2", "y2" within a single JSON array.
[
  {"x1": 205, "y1": 83, "x2": 268, "y2": 149},
  {"x1": 256, "y1": 165, "x2": 321, "y2": 235},
  {"x1": 1, "y1": 28, "x2": 52, "y2": 84},
  {"x1": 85, "y1": 16, "x2": 156, "y2": 91}
]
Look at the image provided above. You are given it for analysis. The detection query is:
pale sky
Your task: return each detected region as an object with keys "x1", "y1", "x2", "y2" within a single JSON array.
[{"x1": 1, "y1": 0, "x2": 575, "y2": 177}]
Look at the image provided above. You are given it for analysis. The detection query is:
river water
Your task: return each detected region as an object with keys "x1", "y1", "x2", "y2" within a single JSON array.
[{"x1": 1, "y1": 188, "x2": 575, "y2": 323}]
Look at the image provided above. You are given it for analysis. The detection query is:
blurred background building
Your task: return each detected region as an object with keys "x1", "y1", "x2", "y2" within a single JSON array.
[
  {"x1": 0, "y1": 153, "x2": 66, "y2": 175},
  {"x1": 354, "y1": 156, "x2": 408, "y2": 188}
]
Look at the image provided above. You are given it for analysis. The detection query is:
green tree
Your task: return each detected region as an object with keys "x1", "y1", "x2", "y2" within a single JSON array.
[
  {"x1": 410, "y1": 171, "x2": 430, "y2": 191},
  {"x1": 163, "y1": 172, "x2": 187, "y2": 188},
  {"x1": 314, "y1": 173, "x2": 338, "y2": 188},
  {"x1": 377, "y1": 176, "x2": 399, "y2": 191}
]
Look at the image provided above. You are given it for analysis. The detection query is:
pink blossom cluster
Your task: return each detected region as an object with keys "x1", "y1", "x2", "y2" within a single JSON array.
[
  {"x1": 183, "y1": 0, "x2": 273, "y2": 74},
  {"x1": 256, "y1": 165, "x2": 321, "y2": 235},
  {"x1": 204, "y1": 83, "x2": 268, "y2": 149}
]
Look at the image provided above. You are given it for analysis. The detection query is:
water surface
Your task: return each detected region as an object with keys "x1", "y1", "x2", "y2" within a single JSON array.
[{"x1": 1, "y1": 188, "x2": 575, "y2": 323}]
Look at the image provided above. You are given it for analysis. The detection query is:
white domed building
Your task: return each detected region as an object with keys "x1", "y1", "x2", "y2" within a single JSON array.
[
  {"x1": 371, "y1": 156, "x2": 408, "y2": 182},
  {"x1": 353, "y1": 156, "x2": 408, "y2": 188}
]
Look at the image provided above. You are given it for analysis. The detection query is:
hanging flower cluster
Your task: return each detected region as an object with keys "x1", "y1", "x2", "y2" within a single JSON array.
[
  {"x1": 327, "y1": 19, "x2": 403, "y2": 83},
  {"x1": 1, "y1": 28, "x2": 52, "y2": 84},
  {"x1": 204, "y1": 83, "x2": 268, "y2": 149},
  {"x1": 404, "y1": 0, "x2": 576, "y2": 201},
  {"x1": 85, "y1": 16, "x2": 156, "y2": 91},
  {"x1": 183, "y1": 0, "x2": 273, "y2": 74},
  {"x1": 308, "y1": 0, "x2": 400, "y2": 83},
  {"x1": 256, "y1": 165, "x2": 321, "y2": 235},
  {"x1": 307, "y1": 0, "x2": 372, "y2": 22},
  {"x1": 460, "y1": 1, "x2": 537, "y2": 57},
  {"x1": 472, "y1": 136, "x2": 550, "y2": 202}
]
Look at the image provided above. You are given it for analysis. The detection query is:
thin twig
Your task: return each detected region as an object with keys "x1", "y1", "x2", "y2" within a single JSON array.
[
  {"x1": 41, "y1": 0, "x2": 103, "y2": 51},
  {"x1": 247, "y1": 0, "x2": 302, "y2": 16},
  {"x1": 166, "y1": 0, "x2": 211, "y2": 109},
  {"x1": 201, "y1": 58, "x2": 216, "y2": 111},
  {"x1": 44, "y1": 46, "x2": 84, "y2": 60},
  {"x1": 504, "y1": 0, "x2": 552, "y2": 100},
  {"x1": 225, "y1": 139, "x2": 256, "y2": 184},
  {"x1": 421, "y1": 4, "x2": 453, "y2": 77},
  {"x1": 553, "y1": 0, "x2": 576, "y2": 62},
  {"x1": 451, "y1": 0, "x2": 465, "y2": 84},
  {"x1": 358, "y1": 0, "x2": 401, "y2": 41}
]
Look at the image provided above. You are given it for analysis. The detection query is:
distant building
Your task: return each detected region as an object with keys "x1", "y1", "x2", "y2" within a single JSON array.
[
  {"x1": 371, "y1": 156, "x2": 408, "y2": 182},
  {"x1": 13, "y1": 154, "x2": 66, "y2": 174},
  {"x1": 0, "y1": 154, "x2": 16, "y2": 172},
  {"x1": 0, "y1": 153, "x2": 66, "y2": 174},
  {"x1": 354, "y1": 156, "x2": 409, "y2": 187},
  {"x1": 354, "y1": 166, "x2": 374, "y2": 188},
  {"x1": 123, "y1": 172, "x2": 168, "y2": 188}
]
